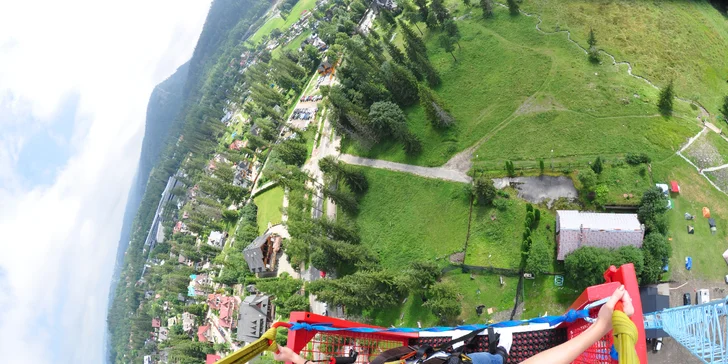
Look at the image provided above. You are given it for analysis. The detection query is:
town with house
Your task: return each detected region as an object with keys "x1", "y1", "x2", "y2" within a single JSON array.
[{"x1": 108, "y1": 0, "x2": 728, "y2": 363}]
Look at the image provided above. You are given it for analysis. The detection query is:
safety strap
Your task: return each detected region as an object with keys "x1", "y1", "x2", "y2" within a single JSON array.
[
  {"x1": 371, "y1": 346, "x2": 418, "y2": 364},
  {"x1": 217, "y1": 325, "x2": 278, "y2": 364}
]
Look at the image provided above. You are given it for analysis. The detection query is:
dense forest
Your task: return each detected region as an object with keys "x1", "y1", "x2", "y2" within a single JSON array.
[{"x1": 106, "y1": 0, "x2": 273, "y2": 362}]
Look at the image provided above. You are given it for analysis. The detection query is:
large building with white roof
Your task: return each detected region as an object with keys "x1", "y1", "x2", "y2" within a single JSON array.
[{"x1": 556, "y1": 210, "x2": 645, "y2": 260}]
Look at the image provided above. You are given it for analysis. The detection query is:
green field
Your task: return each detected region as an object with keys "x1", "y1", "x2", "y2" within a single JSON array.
[
  {"x1": 248, "y1": 0, "x2": 317, "y2": 44},
  {"x1": 254, "y1": 186, "x2": 285, "y2": 233},
  {"x1": 344, "y1": 3, "x2": 700, "y2": 168},
  {"x1": 353, "y1": 167, "x2": 575, "y2": 325},
  {"x1": 652, "y1": 156, "x2": 728, "y2": 281},
  {"x1": 353, "y1": 167, "x2": 471, "y2": 269},
  {"x1": 466, "y1": 192, "x2": 556, "y2": 269},
  {"x1": 523, "y1": 0, "x2": 728, "y2": 115},
  {"x1": 684, "y1": 130, "x2": 728, "y2": 169}
]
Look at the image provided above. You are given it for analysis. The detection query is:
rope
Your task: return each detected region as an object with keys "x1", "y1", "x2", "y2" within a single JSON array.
[
  {"x1": 611, "y1": 310, "x2": 639, "y2": 364},
  {"x1": 286, "y1": 308, "x2": 592, "y2": 333}
]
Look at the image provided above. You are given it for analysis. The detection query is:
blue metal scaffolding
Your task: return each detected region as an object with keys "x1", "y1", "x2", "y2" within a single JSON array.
[{"x1": 644, "y1": 296, "x2": 728, "y2": 363}]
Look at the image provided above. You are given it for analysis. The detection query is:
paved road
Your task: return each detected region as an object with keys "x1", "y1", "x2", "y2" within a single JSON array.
[{"x1": 339, "y1": 154, "x2": 472, "y2": 183}]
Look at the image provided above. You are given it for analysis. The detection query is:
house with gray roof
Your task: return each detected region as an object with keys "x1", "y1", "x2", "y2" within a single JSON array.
[
  {"x1": 243, "y1": 233, "x2": 281, "y2": 277},
  {"x1": 556, "y1": 210, "x2": 645, "y2": 260},
  {"x1": 236, "y1": 294, "x2": 274, "y2": 343}
]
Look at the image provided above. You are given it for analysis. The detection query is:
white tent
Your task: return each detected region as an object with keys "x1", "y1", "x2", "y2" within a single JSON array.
[{"x1": 722, "y1": 249, "x2": 728, "y2": 265}]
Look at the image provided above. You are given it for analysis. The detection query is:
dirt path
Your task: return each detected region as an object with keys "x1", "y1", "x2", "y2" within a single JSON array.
[{"x1": 339, "y1": 154, "x2": 472, "y2": 183}]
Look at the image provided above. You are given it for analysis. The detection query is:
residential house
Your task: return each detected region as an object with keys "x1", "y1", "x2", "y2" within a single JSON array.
[
  {"x1": 229, "y1": 139, "x2": 245, "y2": 151},
  {"x1": 206, "y1": 354, "x2": 222, "y2": 364},
  {"x1": 158, "y1": 326, "x2": 169, "y2": 342},
  {"x1": 173, "y1": 221, "x2": 188, "y2": 234},
  {"x1": 317, "y1": 60, "x2": 333, "y2": 75},
  {"x1": 207, "y1": 294, "x2": 238, "y2": 329},
  {"x1": 187, "y1": 273, "x2": 212, "y2": 297},
  {"x1": 243, "y1": 233, "x2": 282, "y2": 276},
  {"x1": 168, "y1": 316, "x2": 178, "y2": 328},
  {"x1": 182, "y1": 312, "x2": 197, "y2": 333},
  {"x1": 207, "y1": 231, "x2": 226, "y2": 248},
  {"x1": 237, "y1": 294, "x2": 274, "y2": 343},
  {"x1": 178, "y1": 253, "x2": 193, "y2": 266},
  {"x1": 143, "y1": 355, "x2": 153, "y2": 364},
  {"x1": 152, "y1": 318, "x2": 161, "y2": 328},
  {"x1": 556, "y1": 210, "x2": 645, "y2": 260},
  {"x1": 198, "y1": 325, "x2": 212, "y2": 343}
]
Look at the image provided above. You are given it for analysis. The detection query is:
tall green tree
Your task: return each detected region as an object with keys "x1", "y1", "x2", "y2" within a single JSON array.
[
  {"x1": 658, "y1": 80, "x2": 675, "y2": 116},
  {"x1": 507, "y1": 0, "x2": 519, "y2": 15},
  {"x1": 406, "y1": 261, "x2": 441, "y2": 291},
  {"x1": 638, "y1": 187, "x2": 669, "y2": 234},
  {"x1": 430, "y1": 0, "x2": 451, "y2": 24},
  {"x1": 473, "y1": 176, "x2": 497, "y2": 205},
  {"x1": 381, "y1": 62, "x2": 420, "y2": 107},
  {"x1": 414, "y1": 0, "x2": 429, "y2": 23},
  {"x1": 587, "y1": 28, "x2": 597, "y2": 47},
  {"x1": 578, "y1": 168, "x2": 597, "y2": 192},
  {"x1": 591, "y1": 156, "x2": 603, "y2": 174},
  {"x1": 368, "y1": 101, "x2": 409, "y2": 139},
  {"x1": 402, "y1": 0, "x2": 425, "y2": 35},
  {"x1": 480, "y1": 0, "x2": 494, "y2": 18},
  {"x1": 439, "y1": 34, "x2": 457, "y2": 61},
  {"x1": 640, "y1": 233, "x2": 671, "y2": 284},
  {"x1": 419, "y1": 85, "x2": 454, "y2": 127},
  {"x1": 308, "y1": 270, "x2": 409, "y2": 311},
  {"x1": 424, "y1": 281, "x2": 461, "y2": 323},
  {"x1": 444, "y1": 20, "x2": 462, "y2": 49}
]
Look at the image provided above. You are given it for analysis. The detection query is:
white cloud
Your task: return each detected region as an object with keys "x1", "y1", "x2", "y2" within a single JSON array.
[{"x1": 0, "y1": 0, "x2": 212, "y2": 363}]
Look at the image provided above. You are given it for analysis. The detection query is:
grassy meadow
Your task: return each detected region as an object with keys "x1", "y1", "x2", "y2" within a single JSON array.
[
  {"x1": 254, "y1": 186, "x2": 285, "y2": 233},
  {"x1": 248, "y1": 0, "x2": 317, "y2": 44},
  {"x1": 353, "y1": 166, "x2": 471, "y2": 269},
  {"x1": 523, "y1": 0, "x2": 728, "y2": 115},
  {"x1": 466, "y1": 191, "x2": 556, "y2": 269},
  {"x1": 344, "y1": 3, "x2": 700, "y2": 167}
]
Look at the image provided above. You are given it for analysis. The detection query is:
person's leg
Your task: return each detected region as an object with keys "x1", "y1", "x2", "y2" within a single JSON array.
[
  {"x1": 468, "y1": 330, "x2": 512, "y2": 364},
  {"x1": 468, "y1": 352, "x2": 503, "y2": 364}
]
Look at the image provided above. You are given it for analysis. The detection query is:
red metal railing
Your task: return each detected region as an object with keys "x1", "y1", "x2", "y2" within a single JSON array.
[{"x1": 285, "y1": 264, "x2": 646, "y2": 364}]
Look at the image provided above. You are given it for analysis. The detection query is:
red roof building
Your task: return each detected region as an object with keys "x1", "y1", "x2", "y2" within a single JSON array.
[
  {"x1": 152, "y1": 318, "x2": 161, "y2": 328},
  {"x1": 229, "y1": 139, "x2": 245, "y2": 151},
  {"x1": 207, "y1": 294, "x2": 237, "y2": 329},
  {"x1": 197, "y1": 325, "x2": 211, "y2": 343},
  {"x1": 670, "y1": 180, "x2": 680, "y2": 193},
  {"x1": 206, "y1": 354, "x2": 221, "y2": 364}
]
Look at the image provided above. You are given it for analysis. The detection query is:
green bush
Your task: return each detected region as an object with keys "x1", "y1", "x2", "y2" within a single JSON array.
[{"x1": 625, "y1": 153, "x2": 651, "y2": 165}]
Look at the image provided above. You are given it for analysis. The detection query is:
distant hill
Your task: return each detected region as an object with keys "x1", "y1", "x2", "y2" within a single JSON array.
[
  {"x1": 106, "y1": 0, "x2": 274, "y2": 361},
  {"x1": 138, "y1": 62, "x2": 189, "y2": 182},
  {"x1": 108, "y1": 62, "x2": 189, "y2": 291}
]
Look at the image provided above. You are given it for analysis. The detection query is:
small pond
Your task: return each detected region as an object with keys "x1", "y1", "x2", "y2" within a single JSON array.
[{"x1": 492, "y1": 176, "x2": 578, "y2": 206}]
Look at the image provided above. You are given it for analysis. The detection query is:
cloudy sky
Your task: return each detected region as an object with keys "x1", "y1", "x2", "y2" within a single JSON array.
[{"x1": 0, "y1": 0, "x2": 212, "y2": 362}]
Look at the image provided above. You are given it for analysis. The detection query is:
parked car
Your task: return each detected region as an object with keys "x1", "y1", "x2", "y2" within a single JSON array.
[
  {"x1": 697, "y1": 289, "x2": 710, "y2": 304},
  {"x1": 683, "y1": 293, "x2": 691, "y2": 305},
  {"x1": 652, "y1": 337, "x2": 663, "y2": 352}
]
